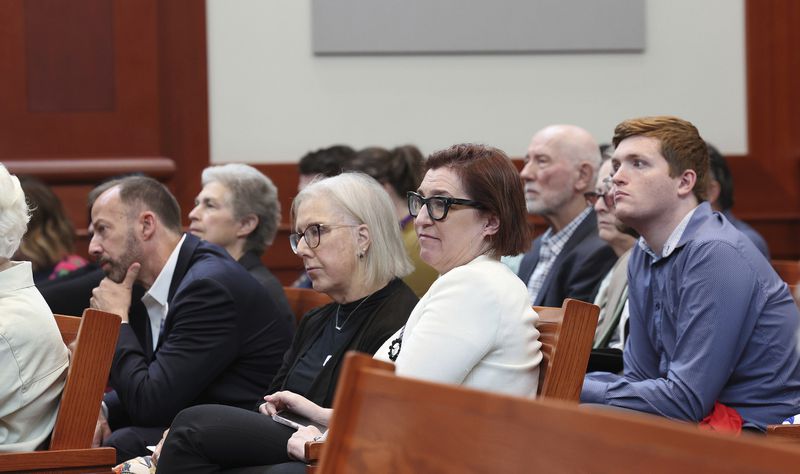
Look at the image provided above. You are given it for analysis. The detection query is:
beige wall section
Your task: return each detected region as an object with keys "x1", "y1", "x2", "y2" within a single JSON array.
[{"x1": 206, "y1": 0, "x2": 746, "y2": 163}]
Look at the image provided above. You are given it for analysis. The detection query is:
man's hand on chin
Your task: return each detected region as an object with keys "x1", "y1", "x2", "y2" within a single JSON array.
[{"x1": 90, "y1": 262, "x2": 140, "y2": 323}]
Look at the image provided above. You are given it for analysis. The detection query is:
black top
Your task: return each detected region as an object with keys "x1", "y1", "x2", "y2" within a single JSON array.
[
  {"x1": 267, "y1": 278, "x2": 418, "y2": 408},
  {"x1": 283, "y1": 282, "x2": 394, "y2": 395}
]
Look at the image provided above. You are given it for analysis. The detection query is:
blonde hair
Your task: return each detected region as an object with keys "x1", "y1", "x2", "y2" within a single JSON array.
[{"x1": 292, "y1": 172, "x2": 412, "y2": 289}]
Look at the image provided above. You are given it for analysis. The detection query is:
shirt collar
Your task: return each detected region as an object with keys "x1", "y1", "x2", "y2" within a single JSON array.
[
  {"x1": 638, "y1": 205, "x2": 699, "y2": 262},
  {"x1": 142, "y1": 234, "x2": 186, "y2": 307},
  {"x1": 542, "y1": 206, "x2": 592, "y2": 247}
]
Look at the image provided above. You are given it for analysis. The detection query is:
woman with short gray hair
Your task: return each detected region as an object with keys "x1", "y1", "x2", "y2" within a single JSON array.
[{"x1": 189, "y1": 163, "x2": 291, "y2": 320}]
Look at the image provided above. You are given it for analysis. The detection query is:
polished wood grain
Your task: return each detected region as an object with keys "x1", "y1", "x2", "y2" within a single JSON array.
[
  {"x1": 534, "y1": 298, "x2": 599, "y2": 402},
  {"x1": 317, "y1": 353, "x2": 800, "y2": 473}
]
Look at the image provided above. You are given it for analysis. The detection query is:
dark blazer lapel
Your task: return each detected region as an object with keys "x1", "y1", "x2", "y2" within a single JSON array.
[
  {"x1": 153, "y1": 234, "x2": 198, "y2": 353},
  {"x1": 167, "y1": 233, "x2": 199, "y2": 302},
  {"x1": 533, "y1": 210, "x2": 597, "y2": 306}
]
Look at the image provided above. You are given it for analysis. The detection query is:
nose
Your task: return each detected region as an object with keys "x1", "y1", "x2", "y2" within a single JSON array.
[
  {"x1": 294, "y1": 234, "x2": 313, "y2": 257},
  {"x1": 520, "y1": 160, "x2": 537, "y2": 181},
  {"x1": 188, "y1": 204, "x2": 200, "y2": 221},
  {"x1": 593, "y1": 197, "x2": 608, "y2": 214},
  {"x1": 611, "y1": 166, "x2": 626, "y2": 187},
  {"x1": 415, "y1": 202, "x2": 434, "y2": 227},
  {"x1": 88, "y1": 234, "x2": 102, "y2": 258}
]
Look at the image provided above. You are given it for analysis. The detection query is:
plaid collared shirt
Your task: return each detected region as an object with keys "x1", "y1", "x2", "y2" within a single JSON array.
[{"x1": 527, "y1": 206, "x2": 592, "y2": 304}]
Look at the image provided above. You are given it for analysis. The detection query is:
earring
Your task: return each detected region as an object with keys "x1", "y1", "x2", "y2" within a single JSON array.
[{"x1": 358, "y1": 249, "x2": 365, "y2": 259}]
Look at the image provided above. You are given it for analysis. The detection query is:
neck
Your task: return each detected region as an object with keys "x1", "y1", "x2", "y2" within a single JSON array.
[
  {"x1": 139, "y1": 232, "x2": 182, "y2": 289},
  {"x1": 226, "y1": 239, "x2": 247, "y2": 261},
  {"x1": 333, "y1": 278, "x2": 390, "y2": 305},
  {"x1": 609, "y1": 235, "x2": 637, "y2": 257},
  {"x1": 545, "y1": 199, "x2": 588, "y2": 233},
  {"x1": 638, "y1": 200, "x2": 698, "y2": 255},
  {"x1": 0, "y1": 258, "x2": 12, "y2": 272}
]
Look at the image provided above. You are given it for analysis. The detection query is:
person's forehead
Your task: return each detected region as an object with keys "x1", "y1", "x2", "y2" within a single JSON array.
[
  {"x1": 200, "y1": 181, "x2": 232, "y2": 202},
  {"x1": 613, "y1": 135, "x2": 663, "y2": 160},
  {"x1": 295, "y1": 197, "x2": 336, "y2": 227},
  {"x1": 420, "y1": 167, "x2": 465, "y2": 194}
]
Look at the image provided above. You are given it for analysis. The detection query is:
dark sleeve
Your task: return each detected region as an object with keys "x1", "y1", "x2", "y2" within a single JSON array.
[{"x1": 109, "y1": 277, "x2": 242, "y2": 426}]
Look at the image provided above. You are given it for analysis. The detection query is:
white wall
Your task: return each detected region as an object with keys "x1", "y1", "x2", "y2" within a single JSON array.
[{"x1": 206, "y1": 0, "x2": 746, "y2": 163}]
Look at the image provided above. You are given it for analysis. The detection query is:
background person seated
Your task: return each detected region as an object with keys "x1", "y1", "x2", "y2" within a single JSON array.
[
  {"x1": 87, "y1": 176, "x2": 294, "y2": 462},
  {"x1": 517, "y1": 124, "x2": 617, "y2": 306},
  {"x1": 346, "y1": 145, "x2": 438, "y2": 297},
  {"x1": 706, "y1": 142, "x2": 770, "y2": 258},
  {"x1": 157, "y1": 144, "x2": 543, "y2": 472},
  {"x1": 0, "y1": 164, "x2": 70, "y2": 452},
  {"x1": 582, "y1": 116, "x2": 800, "y2": 431},
  {"x1": 155, "y1": 172, "x2": 418, "y2": 472},
  {"x1": 16, "y1": 176, "x2": 87, "y2": 283},
  {"x1": 189, "y1": 163, "x2": 292, "y2": 324}
]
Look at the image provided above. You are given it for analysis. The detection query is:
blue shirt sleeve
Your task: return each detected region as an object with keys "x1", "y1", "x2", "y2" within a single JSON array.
[{"x1": 581, "y1": 240, "x2": 762, "y2": 421}]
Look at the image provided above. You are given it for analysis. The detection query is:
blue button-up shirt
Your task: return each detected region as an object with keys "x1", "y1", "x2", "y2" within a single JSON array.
[{"x1": 582, "y1": 202, "x2": 800, "y2": 430}]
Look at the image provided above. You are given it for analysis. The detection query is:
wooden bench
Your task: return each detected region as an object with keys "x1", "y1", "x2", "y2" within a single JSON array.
[
  {"x1": 0, "y1": 309, "x2": 121, "y2": 473},
  {"x1": 284, "y1": 286, "x2": 333, "y2": 326},
  {"x1": 316, "y1": 352, "x2": 800, "y2": 473}
]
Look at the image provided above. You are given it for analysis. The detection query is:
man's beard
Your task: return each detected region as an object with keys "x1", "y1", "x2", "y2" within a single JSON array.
[{"x1": 101, "y1": 231, "x2": 142, "y2": 283}]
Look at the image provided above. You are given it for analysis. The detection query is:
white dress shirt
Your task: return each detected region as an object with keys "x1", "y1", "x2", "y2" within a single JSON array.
[{"x1": 141, "y1": 234, "x2": 186, "y2": 350}]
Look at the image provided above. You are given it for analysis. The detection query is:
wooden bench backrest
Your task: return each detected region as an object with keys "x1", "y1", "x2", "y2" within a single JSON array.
[
  {"x1": 772, "y1": 259, "x2": 800, "y2": 285},
  {"x1": 50, "y1": 309, "x2": 121, "y2": 450},
  {"x1": 283, "y1": 287, "x2": 333, "y2": 326},
  {"x1": 318, "y1": 352, "x2": 800, "y2": 474},
  {"x1": 534, "y1": 298, "x2": 599, "y2": 401}
]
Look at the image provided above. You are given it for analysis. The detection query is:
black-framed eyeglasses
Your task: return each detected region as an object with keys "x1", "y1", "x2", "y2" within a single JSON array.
[
  {"x1": 407, "y1": 191, "x2": 484, "y2": 221},
  {"x1": 289, "y1": 223, "x2": 358, "y2": 254},
  {"x1": 584, "y1": 191, "x2": 615, "y2": 208}
]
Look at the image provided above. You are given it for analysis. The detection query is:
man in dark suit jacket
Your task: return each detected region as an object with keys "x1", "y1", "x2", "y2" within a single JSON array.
[
  {"x1": 517, "y1": 125, "x2": 616, "y2": 306},
  {"x1": 87, "y1": 176, "x2": 294, "y2": 462}
]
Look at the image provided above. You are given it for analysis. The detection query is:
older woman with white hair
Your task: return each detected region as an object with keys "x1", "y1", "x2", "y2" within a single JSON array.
[
  {"x1": 156, "y1": 172, "x2": 418, "y2": 472},
  {"x1": 0, "y1": 164, "x2": 69, "y2": 452},
  {"x1": 189, "y1": 163, "x2": 291, "y2": 321}
]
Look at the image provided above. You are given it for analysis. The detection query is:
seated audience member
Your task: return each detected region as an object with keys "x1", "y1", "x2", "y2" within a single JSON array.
[
  {"x1": 346, "y1": 145, "x2": 438, "y2": 297},
  {"x1": 16, "y1": 176, "x2": 87, "y2": 283},
  {"x1": 0, "y1": 164, "x2": 70, "y2": 452},
  {"x1": 518, "y1": 125, "x2": 617, "y2": 306},
  {"x1": 585, "y1": 154, "x2": 638, "y2": 351},
  {"x1": 87, "y1": 176, "x2": 294, "y2": 462},
  {"x1": 157, "y1": 145, "x2": 542, "y2": 472},
  {"x1": 706, "y1": 143, "x2": 770, "y2": 258},
  {"x1": 294, "y1": 145, "x2": 356, "y2": 288},
  {"x1": 189, "y1": 163, "x2": 292, "y2": 324},
  {"x1": 582, "y1": 116, "x2": 800, "y2": 431}
]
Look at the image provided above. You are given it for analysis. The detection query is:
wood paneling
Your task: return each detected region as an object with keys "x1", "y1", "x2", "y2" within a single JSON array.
[{"x1": 739, "y1": 0, "x2": 800, "y2": 258}]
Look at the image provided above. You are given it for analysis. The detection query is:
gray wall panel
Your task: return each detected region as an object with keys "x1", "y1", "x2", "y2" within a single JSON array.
[{"x1": 312, "y1": 0, "x2": 645, "y2": 55}]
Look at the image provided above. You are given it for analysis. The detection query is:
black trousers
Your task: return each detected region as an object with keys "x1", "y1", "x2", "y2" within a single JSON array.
[
  {"x1": 104, "y1": 425, "x2": 165, "y2": 464},
  {"x1": 157, "y1": 404, "x2": 306, "y2": 474}
]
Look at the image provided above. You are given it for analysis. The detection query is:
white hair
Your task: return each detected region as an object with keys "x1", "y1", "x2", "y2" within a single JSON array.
[
  {"x1": 292, "y1": 172, "x2": 413, "y2": 289},
  {"x1": 0, "y1": 164, "x2": 31, "y2": 259}
]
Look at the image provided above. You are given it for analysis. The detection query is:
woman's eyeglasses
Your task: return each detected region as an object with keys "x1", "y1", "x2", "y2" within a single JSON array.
[
  {"x1": 407, "y1": 191, "x2": 484, "y2": 221},
  {"x1": 289, "y1": 223, "x2": 358, "y2": 254},
  {"x1": 584, "y1": 190, "x2": 615, "y2": 208}
]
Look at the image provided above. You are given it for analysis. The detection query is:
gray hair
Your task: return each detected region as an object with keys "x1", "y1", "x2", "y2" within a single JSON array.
[
  {"x1": 292, "y1": 172, "x2": 412, "y2": 289},
  {"x1": 202, "y1": 163, "x2": 280, "y2": 255},
  {"x1": 0, "y1": 164, "x2": 31, "y2": 259}
]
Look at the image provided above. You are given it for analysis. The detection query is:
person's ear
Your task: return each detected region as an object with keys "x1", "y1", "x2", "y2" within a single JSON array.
[
  {"x1": 237, "y1": 214, "x2": 258, "y2": 238},
  {"x1": 139, "y1": 211, "x2": 156, "y2": 240},
  {"x1": 482, "y1": 213, "x2": 500, "y2": 238},
  {"x1": 575, "y1": 162, "x2": 595, "y2": 192},
  {"x1": 676, "y1": 169, "x2": 698, "y2": 198},
  {"x1": 355, "y1": 224, "x2": 371, "y2": 257}
]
